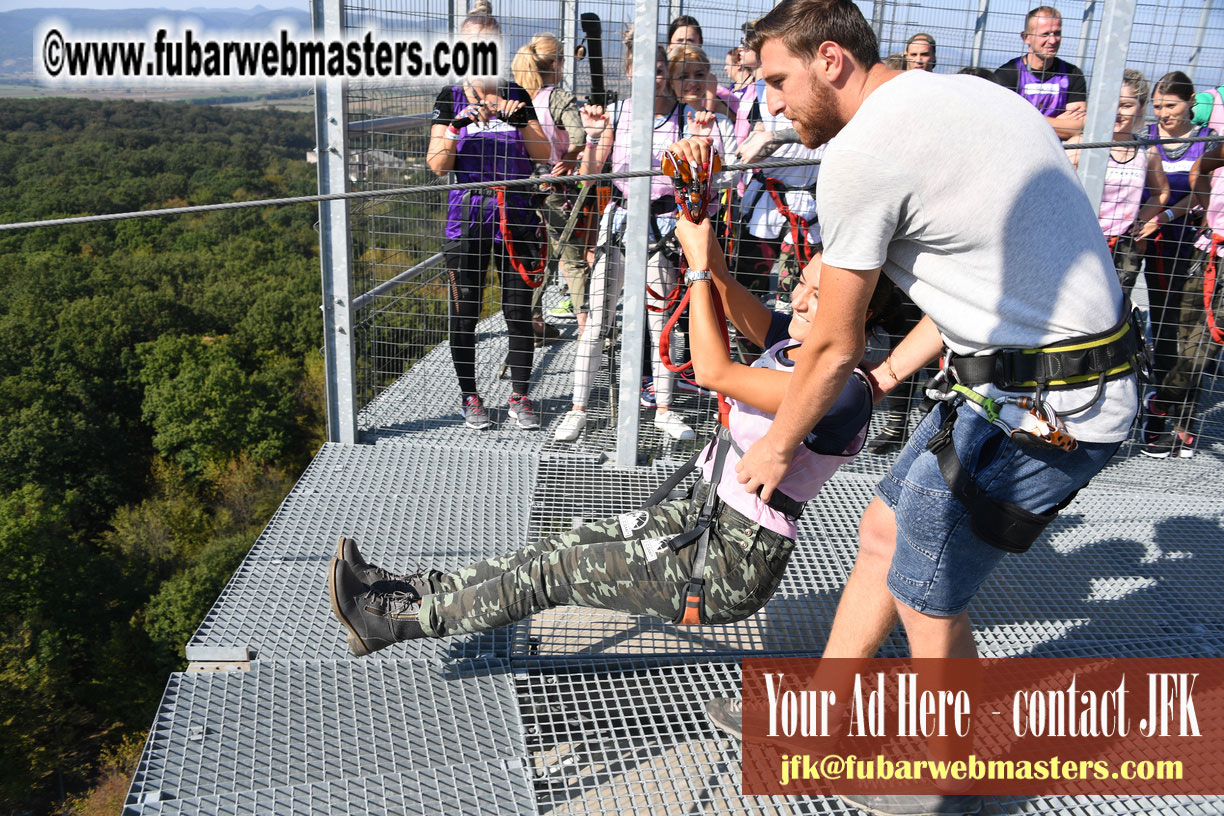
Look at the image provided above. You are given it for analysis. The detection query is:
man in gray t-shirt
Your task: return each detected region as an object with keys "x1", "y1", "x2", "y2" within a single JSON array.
[{"x1": 668, "y1": 2, "x2": 1140, "y2": 814}]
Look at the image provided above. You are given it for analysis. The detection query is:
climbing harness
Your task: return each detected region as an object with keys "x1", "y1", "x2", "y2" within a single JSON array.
[
  {"x1": 921, "y1": 311, "x2": 1149, "y2": 553},
  {"x1": 639, "y1": 427, "x2": 807, "y2": 625},
  {"x1": 762, "y1": 177, "x2": 816, "y2": 266}
]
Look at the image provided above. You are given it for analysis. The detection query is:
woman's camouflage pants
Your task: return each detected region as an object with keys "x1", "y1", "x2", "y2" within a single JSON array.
[{"x1": 417, "y1": 489, "x2": 795, "y2": 637}]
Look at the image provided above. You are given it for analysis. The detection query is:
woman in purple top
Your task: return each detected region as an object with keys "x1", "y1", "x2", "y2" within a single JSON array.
[
  {"x1": 1140, "y1": 71, "x2": 1218, "y2": 457},
  {"x1": 426, "y1": 8, "x2": 552, "y2": 432}
]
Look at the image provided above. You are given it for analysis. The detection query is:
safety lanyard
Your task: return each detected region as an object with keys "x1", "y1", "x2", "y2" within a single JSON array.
[
  {"x1": 493, "y1": 186, "x2": 547, "y2": 287},
  {"x1": 1205, "y1": 231, "x2": 1224, "y2": 344}
]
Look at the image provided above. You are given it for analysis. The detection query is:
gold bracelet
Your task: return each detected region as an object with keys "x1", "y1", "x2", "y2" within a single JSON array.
[{"x1": 883, "y1": 356, "x2": 899, "y2": 383}]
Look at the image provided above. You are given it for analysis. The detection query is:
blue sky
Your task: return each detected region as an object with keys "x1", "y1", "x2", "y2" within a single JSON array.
[
  {"x1": 9, "y1": 1, "x2": 300, "y2": 9},
  {"x1": 8, "y1": 0, "x2": 1223, "y2": 88}
]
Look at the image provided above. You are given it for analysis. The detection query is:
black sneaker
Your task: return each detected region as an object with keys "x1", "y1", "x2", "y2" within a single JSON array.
[
  {"x1": 705, "y1": 696, "x2": 743, "y2": 740},
  {"x1": 866, "y1": 424, "x2": 906, "y2": 455},
  {"x1": 335, "y1": 537, "x2": 438, "y2": 596},
  {"x1": 1140, "y1": 431, "x2": 1177, "y2": 459},
  {"x1": 328, "y1": 558, "x2": 426, "y2": 656},
  {"x1": 839, "y1": 793, "x2": 983, "y2": 816}
]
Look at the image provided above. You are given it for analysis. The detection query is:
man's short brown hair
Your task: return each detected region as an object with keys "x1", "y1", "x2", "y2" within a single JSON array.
[
  {"x1": 746, "y1": 0, "x2": 881, "y2": 70},
  {"x1": 1024, "y1": 6, "x2": 1061, "y2": 33}
]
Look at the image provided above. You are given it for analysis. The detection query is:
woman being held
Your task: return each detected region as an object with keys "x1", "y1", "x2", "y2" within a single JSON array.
[
  {"x1": 1066, "y1": 69, "x2": 1170, "y2": 299},
  {"x1": 326, "y1": 193, "x2": 889, "y2": 654},
  {"x1": 426, "y1": 3, "x2": 552, "y2": 431}
]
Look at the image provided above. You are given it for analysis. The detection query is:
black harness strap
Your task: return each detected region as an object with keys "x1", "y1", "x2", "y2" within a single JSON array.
[
  {"x1": 636, "y1": 430, "x2": 807, "y2": 626},
  {"x1": 665, "y1": 436, "x2": 728, "y2": 625},
  {"x1": 947, "y1": 311, "x2": 1147, "y2": 391},
  {"x1": 927, "y1": 408, "x2": 1079, "y2": 554},
  {"x1": 638, "y1": 428, "x2": 807, "y2": 519}
]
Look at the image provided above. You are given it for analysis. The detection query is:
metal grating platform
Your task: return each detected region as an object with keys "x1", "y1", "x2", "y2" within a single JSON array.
[
  {"x1": 185, "y1": 442, "x2": 537, "y2": 662},
  {"x1": 125, "y1": 659, "x2": 525, "y2": 810},
  {"x1": 133, "y1": 318, "x2": 1224, "y2": 816},
  {"x1": 127, "y1": 759, "x2": 538, "y2": 816}
]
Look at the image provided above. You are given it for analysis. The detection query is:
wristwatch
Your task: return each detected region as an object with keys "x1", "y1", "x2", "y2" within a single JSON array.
[{"x1": 685, "y1": 269, "x2": 712, "y2": 285}]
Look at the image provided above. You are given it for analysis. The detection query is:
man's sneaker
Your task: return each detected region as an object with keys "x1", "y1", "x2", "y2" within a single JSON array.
[
  {"x1": 640, "y1": 377, "x2": 657, "y2": 408},
  {"x1": 838, "y1": 793, "x2": 983, "y2": 816},
  {"x1": 462, "y1": 395, "x2": 492, "y2": 430},
  {"x1": 1140, "y1": 430, "x2": 1177, "y2": 459},
  {"x1": 676, "y1": 377, "x2": 714, "y2": 396},
  {"x1": 654, "y1": 410, "x2": 696, "y2": 440},
  {"x1": 328, "y1": 558, "x2": 426, "y2": 656},
  {"x1": 553, "y1": 409, "x2": 587, "y2": 442},
  {"x1": 705, "y1": 696, "x2": 742, "y2": 740},
  {"x1": 548, "y1": 298, "x2": 577, "y2": 320},
  {"x1": 509, "y1": 394, "x2": 541, "y2": 430},
  {"x1": 335, "y1": 537, "x2": 437, "y2": 597}
]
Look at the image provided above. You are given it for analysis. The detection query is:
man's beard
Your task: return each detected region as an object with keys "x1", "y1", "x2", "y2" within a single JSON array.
[{"x1": 794, "y1": 79, "x2": 843, "y2": 148}]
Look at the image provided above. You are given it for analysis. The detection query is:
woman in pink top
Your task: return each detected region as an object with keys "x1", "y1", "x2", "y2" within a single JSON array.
[
  {"x1": 326, "y1": 212, "x2": 894, "y2": 655},
  {"x1": 1067, "y1": 69, "x2": 1169, "y2": 298}
]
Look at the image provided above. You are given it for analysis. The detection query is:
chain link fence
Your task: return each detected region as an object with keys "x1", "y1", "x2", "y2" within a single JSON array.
[{"x1": 328, "y1": 0, "x2": 1224, "y2": 462}]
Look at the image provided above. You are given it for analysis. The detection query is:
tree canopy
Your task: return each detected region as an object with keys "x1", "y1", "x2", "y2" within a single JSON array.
[{"x1": 0, "y1": 98, "x2": 324, "y2": 814}]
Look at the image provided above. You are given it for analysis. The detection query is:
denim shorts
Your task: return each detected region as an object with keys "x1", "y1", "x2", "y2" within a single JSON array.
[{"x1": 876, "y1": 401, "x2": 1120, "y2": 616}]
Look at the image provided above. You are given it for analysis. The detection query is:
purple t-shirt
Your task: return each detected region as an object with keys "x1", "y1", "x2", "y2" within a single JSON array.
[{"x1": 433, "y1": 83, "x2": 538, "y2": 241}]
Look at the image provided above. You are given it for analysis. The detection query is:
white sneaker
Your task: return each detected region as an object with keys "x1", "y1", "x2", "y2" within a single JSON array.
[
  {"x1": 654, "y1": 410, "x2": 695, "y2": 441},
  {"x1": 553, "y1": 409, "x2": 587, "y2": 442}
]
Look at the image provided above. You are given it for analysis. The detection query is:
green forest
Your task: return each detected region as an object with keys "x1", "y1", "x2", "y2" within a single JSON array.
[{"x1": 0, "y1": 98, "x2": 325, "y2": 815}]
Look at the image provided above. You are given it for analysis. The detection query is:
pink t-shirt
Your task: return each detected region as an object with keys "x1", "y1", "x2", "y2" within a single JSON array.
[
  {"x1": 699, "y1": 339, "x2": 869, "y2": 538},
  {"x1": 1098, "y1": 147, "x2": 1147, "y2": 237}
]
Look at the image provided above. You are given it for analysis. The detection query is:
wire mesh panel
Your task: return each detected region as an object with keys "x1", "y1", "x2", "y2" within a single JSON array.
[{"x1": 329, "y1": 0, "x2": 1224, "y2": 466}]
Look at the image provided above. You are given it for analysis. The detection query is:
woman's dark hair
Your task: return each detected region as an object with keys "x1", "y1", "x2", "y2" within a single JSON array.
[
  {"x1": 865, "y1": 275, "x2": 902, "y2": 333},
  {"x1": 667, "y1": 15, "x2": 703, "y2": 45},
  {"x1": 802, "y1": 244, "x2": 901, "y2": 332},
  {"x1": 1154, "y1": 71, "x2": 1194, "y2": 103},
  {"x1": 747, "y1": 0, "x2": 880, "y2": 71},
  {"x1": 957, "y1": 65, "x2": 1002, "y2": 85}
]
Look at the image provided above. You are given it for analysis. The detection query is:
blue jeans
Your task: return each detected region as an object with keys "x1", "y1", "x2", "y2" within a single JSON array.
[{"x1": 876, "y1": 401, "x2": 1120, "y2": 616}]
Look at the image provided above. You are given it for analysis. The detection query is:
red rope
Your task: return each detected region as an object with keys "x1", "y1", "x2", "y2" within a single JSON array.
[
  {"x1": 1205, "y1": 232, "x2": 1224, "y2": 344},
  {"x1": 657, "y1": 269, "x2": 732, "y2": 428},
  {"x1": 763, "y1": 178, "x2": 814, "y2": 265},
  {"x1": 494, "y1": 186, "x2": 547, "y2": 288},
  {"x1": 646, "y1": 282, "x2": 682, "y2": 313}
]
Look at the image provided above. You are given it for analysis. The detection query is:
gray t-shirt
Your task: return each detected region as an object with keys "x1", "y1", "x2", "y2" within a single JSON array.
[{"x1": 818, "y1": 70, "x2": 1137, "y2": 442}]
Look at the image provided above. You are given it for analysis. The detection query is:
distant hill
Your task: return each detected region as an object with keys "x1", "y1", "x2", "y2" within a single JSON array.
[{"x1": 1, "y1": 6, "x2": 312, "y2": 76}]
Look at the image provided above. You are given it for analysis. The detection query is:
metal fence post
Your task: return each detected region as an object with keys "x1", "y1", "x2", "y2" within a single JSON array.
[
  {"x1": 312, "y1": 0, "x2": 359, "y2": 445},
  {"x1": 1077, "y1": 0, "x2": 1137, "y2": 213},
  {"x1": 970, "y1": 0, "x2": 989, "y2": 68},
  {"x1": 1188, "y1": 0, "x2": 1215, "y2": 79},
  {"x1": 615, "y1": 0, "x2": 661, "y2": 467},
  {"x1": 562, "y1": 0, "x2": 577, "y2": 91},
  {"x1": 1076, "y1": 0, "x2": 1097, "y2": 69}
]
